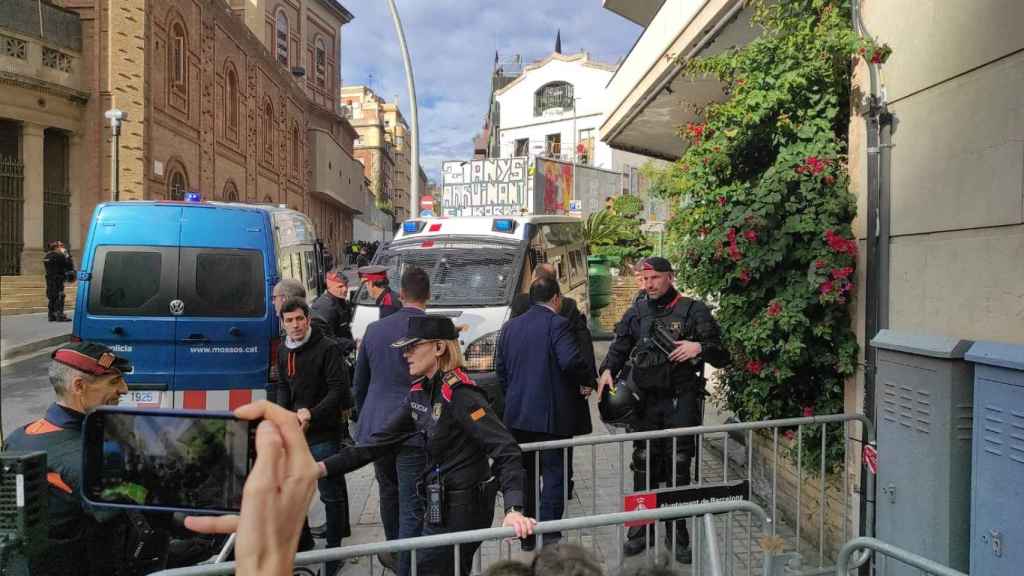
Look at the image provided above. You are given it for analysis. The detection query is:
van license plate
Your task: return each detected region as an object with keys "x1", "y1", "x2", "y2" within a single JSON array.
[{"x1": 120, "y1": 391, "x2": 163, "y2": 408}]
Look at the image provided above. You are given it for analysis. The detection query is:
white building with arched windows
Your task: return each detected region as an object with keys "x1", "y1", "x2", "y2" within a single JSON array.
[{"x1": 492, "y1": 51, "x2": 659, "y2": 178}]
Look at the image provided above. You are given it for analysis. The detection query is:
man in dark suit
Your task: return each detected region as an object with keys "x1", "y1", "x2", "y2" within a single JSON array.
[
  {"x1": 352, "y1": 267, "x2": 430, "y2": 575},
  {"x1": 497, "y1": 275, "x2": 592, "y2": 548}
]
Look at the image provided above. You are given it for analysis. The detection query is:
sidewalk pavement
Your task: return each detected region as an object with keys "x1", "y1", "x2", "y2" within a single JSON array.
[{"x1": 0, "y1": 312, "x2": 72, "y2": 362}]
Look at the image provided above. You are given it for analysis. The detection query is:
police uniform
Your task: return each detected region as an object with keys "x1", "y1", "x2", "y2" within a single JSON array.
[
  {"x1": 359, "y1": 265, "x2": 402, "y2": 319},
  {"x1": 3, "y1": 344, "x2": 134, "y2": 575},
  {"x1": 42, "y1": 246, "x2": 74, "y2": 321},
  {"x1": 599, "y1": 257, "x2": 730, "y2": 560},
  {"x1": 324, "y1": 317, "x2": 526, "y2": 576}
]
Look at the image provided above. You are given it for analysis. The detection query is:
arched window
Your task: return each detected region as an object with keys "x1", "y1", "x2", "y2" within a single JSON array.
[
  {"x1": 275, "y1": 11, "x2": 289, "y2": 66},
  {"x1": 314, "y1": 37, "x2": 327, "y2": 88},
  {"x1": 291, "y1": 122, "x2": 300, "y2": 172},
  {"x1": 223, "y1": 179, "x2": 239, "y2": 202},
  {"x1": 225, "y1": 64, "x2": 239, "y2": 131},
  {"x1": 168, "y1": 169, "x2": 188, "y2": 201},
  {"x1": 534, "y1": 81, "x2": 574, "y2": 116},
  {"x1": 262, "y1": 99, "x2": 275, "y2": 163},
  {"x1": 171, "y1": 22, "x2": 187, "y2": 87}
]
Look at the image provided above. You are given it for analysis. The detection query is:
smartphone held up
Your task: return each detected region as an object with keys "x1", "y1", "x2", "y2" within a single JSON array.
[{"x1": 82, "y1": 407, "x2": 258, "y2": 515}]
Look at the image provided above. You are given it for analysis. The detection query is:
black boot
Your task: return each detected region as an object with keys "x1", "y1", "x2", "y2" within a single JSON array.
[{"x1": 623, "y1": 526, "x2": 651, "y2": 556}]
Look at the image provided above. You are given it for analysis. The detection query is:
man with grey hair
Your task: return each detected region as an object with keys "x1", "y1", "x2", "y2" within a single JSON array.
[
  {"x1": 273, "y1": 277, "x2": 307, "y2": 316},
  {"x1": 3, "y1": 342, "x2": 133, "y2": 575}
]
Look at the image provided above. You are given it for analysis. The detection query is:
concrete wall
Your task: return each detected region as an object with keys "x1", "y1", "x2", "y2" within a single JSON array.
[{"x1": 850, "y1": 0, "x2": 1024, "y2": 347}]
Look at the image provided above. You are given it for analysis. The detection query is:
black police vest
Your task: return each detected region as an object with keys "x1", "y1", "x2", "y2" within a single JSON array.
[{"x1": 630, "y1": 294, "x2": 703, "y2": 393}]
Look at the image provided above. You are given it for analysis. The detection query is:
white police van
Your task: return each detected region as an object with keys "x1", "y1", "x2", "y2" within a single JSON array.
[{"x1": 351, "y1": 215, "x2": 589, "y2": 397}]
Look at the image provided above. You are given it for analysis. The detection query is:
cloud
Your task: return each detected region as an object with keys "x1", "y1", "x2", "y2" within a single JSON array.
[{"x1": 340, "y1": 0, "x2": 640, "y2": 183}]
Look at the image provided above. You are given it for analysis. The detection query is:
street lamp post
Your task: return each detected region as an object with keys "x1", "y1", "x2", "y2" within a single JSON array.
[
  {"x1": 104, "y1": 108, "x2": 127, "y2": 201},
  {"x1": 385, "y1": 0, "x2": 420, "y2": 219}
]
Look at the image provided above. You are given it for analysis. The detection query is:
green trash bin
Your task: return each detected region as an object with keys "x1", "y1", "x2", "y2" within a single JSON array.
[{"x1": 587, "y1": 255, "x2": 613, "y2": 338}]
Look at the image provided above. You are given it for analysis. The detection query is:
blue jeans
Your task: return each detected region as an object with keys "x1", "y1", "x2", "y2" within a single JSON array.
[
  {"x1": 309, "y1": 440, "x2": 351, "y2": 548},
  {"x1": 375, "y1": 446, "x2": 426, "y2": 576},
  {"x1": 512, "y1": 429, "x2": 568, "y2": 545}
]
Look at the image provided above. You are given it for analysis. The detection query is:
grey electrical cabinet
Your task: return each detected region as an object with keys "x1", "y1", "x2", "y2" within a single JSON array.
[
  {"x1": 967, "y1": 341, "x2": 1024, "y2": 576},
  {"x1": 870, "y1": 330, "x2": 974, "y2": 576}
]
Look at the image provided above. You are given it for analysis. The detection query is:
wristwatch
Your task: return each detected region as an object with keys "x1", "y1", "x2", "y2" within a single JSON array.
[{"x1": 506, "y1": 505, "x2": 524, "y2": 514}]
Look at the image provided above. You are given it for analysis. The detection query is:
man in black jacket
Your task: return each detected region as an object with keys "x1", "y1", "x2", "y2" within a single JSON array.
[
  {"x1": 43, "y1": 240, "x2": 74, "y2": 321},
  {"x1": 277, "y1": 298, "x2": 354, "y2": 575},
  {"x1": 311, "y1": 267, "x2": 355, "y2": 344}
]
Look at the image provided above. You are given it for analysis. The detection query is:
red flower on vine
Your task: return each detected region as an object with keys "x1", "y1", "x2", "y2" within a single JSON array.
[
  {"x1": 746, "y1": 359, "x2": 764, "y2": 375},
  {"x1": 686, "y1": 122, "x2": 705, "y2": 144},
  {"x1": 796, "y1": 156, "x2": 830, "y2": 176},
  {"x1": 831, "y1": 267, "x2": 854, "y2": 279},
  {"x1": 767, "y1": 301, "x2": 782, "y2": 317},
  {"x1": 744, "y1": 229, "x2": 758, "y2": 243},
  {"x1": 739, "y1": 269, "x2": 751, "y2": 284},
  {"x1": 825, "y1": 229, "x2": 857, "y2": 255},
  {"x1": 803, "y1": 406, "x2": 814, "y2": 417},
  {"x1": 815, "y1": 259, "x2": 827, "y2": 269},
  {"x1": 820, "y1": 280, "x2": 834, "y2": 294},
  {"x1": 784, "y1": 430, "x2": 796, "y2": 441},
  {"x1": 717, "y1": 196, "x2": 727, "y2": 206}
]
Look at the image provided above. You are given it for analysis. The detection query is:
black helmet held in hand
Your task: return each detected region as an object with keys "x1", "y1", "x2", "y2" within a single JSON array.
[{"x1": 599, "y1": 372, "x2": 640, "y2": 425}]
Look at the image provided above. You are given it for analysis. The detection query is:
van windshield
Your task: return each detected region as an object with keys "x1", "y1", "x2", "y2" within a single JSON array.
[{"x1": 355, "y1": 238, "x2": 524, "y2": 308}]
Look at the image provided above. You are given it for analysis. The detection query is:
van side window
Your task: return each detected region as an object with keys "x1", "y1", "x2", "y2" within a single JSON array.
[{"x1": 99, "y1": 252, "x2": 163, "y2": 309}]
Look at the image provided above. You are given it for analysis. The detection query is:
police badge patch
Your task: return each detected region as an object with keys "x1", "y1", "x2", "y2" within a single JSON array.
[{"x1": 433, "y1": 403, "x2": 442, "y2": 420}]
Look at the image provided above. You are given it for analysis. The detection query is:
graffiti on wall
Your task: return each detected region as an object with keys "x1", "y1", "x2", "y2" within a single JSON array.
[{"x1": 441, "y1": 157, "x2": 530, "y2": 216}]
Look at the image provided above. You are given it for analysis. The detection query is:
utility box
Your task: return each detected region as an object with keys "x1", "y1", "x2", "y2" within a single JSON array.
[
  {"x1": 870, "y1": 330, "x2": 974, "y2": 575},
  {"x1": 966, "y1": 341, "x2": 1024, "y2": 576}
]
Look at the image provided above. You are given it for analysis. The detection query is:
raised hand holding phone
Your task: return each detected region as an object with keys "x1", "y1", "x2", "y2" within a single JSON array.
[{"x1": 185, "y1": 401, "x2": 319, "y2": 575}]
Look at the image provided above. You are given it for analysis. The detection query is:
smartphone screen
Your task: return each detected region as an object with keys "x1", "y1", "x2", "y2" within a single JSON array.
[{"x1": 83, "y1": 407, "x2": 256, "y2": 514}]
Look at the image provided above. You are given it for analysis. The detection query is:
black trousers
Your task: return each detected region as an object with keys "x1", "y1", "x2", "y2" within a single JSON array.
[
  {"x1": 418, "y1": 479, "x2": 498, "y2": 576},
  {"x1": 46, "y1": 276, "x2": 65, "y2": 319},
  {"x1": 627, "y1": 384, "x2": 702, "y2": 547}
]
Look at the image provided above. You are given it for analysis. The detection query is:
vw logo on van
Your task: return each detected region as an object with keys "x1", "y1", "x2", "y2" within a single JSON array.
[{"x1": 169, "y1": 299, "x2": 185, "y2": 316}]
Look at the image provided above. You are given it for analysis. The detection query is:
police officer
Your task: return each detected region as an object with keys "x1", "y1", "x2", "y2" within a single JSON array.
[
  {"x1": 43, "y1": 240, "x2": 74, "y2": 322},
  {"x1": 3, "y1": 342, "x2": 135, "y2": 575},
  {"x1": 358, "y1": 265, "x2": 402, "y2": 319},
  {"x1": 597, "y1": 257, "x2": 730, "y2": 564},
  {"x1": 320, "y1": 316, "x2": 536, "y2": 576},
  {"x1": 311, "y1": 267, "x2": 355, "y2": 344}
]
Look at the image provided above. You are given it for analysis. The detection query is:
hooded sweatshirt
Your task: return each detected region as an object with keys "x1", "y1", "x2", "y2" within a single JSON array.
[{"x1": 276, "y1": 324, "x2": 354, "y2": 445}]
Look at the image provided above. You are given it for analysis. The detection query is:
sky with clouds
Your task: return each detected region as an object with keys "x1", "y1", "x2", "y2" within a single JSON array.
[{"x1": 340, "y1": 0, "x2": 642, "y2": 183}]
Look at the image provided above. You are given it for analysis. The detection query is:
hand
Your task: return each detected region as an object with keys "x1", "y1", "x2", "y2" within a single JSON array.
[
  {"x1": 184, "y1": 401, "x2": 319, "y2": 575},
  {"x1": 669, "y1": 340, "x2": 702, "y2": 363},
  {"x1": 580, "y1": 386, "x2": 592, "y2": 398},
  {"x1": 296, "y1": 408, "x2": 312, "y2": 430},
  {"x1": 502, "y1": 511, "x2": 537, "y2": 539},
  {"x1": 597, "y1": 370, "x2": 614, "y2": 398},
  {"x1": 340, "y1": 408, "x2": 352, "y2": 421}
]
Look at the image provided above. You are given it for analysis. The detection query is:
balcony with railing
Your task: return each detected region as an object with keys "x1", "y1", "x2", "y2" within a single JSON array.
[
  {"x1": 309, "y1": 128, "x2": 368, "y2": 214},
  {"x1": 0, "y1": 0, "x2": 85, "y2": 99}
]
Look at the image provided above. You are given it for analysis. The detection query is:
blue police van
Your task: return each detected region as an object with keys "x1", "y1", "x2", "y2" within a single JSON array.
[{"x1": 72, "y1": 201, "x2": 325, "y2": 411}]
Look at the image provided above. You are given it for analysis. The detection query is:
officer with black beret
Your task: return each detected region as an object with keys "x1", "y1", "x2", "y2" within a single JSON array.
[
  {"x1": 320, "y1": 316, "x2": 536, "y2": 576},
  {"x1": 597, "y1": 256, "x2": 731, "y2": 564}
]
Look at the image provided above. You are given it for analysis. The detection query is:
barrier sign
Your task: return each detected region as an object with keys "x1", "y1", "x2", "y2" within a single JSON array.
[{"x1": 623, "y1": 480, "x2": 749, "y2": 527}]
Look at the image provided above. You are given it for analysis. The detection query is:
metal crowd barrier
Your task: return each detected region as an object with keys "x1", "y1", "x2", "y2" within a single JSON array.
[
  {"x1": 152, "y1": 500, "x2": 774, "y2": 576},
  {"x1": 517, "y1": 413, "x2": 875, "y2": 576},
  {"x1": 835, "y1": 537, "x2": 968, "y2": 576}
]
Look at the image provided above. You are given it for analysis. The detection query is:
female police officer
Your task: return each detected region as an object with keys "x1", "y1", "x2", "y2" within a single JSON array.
[{"x1": 318, "y1": 316, "x2": 535, "y2": 575}]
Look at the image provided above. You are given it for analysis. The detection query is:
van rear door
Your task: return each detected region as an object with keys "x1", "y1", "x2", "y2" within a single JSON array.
[
  {"x1": 173, "y1": 208, "x2": 271, "y2": 409},
  {"x1": 77, "y1": 205, "x2": 183, "y2": 407}
]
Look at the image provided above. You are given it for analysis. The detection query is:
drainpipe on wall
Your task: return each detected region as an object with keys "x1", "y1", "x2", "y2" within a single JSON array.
[{"x1": 852, "y1": 0, "x2": 891, "y2": 569}]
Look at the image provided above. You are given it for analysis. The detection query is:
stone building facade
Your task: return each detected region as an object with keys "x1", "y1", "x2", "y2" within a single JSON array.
[
  {"x1": 0, "y1": 0, "x2": 364, "y2": 273},
  {"x1": 0, "y1": 0, "x2": 89, "y2": 275},
  {"x1": 340, "y1": 85, "x2": 398, "y2": 224}
]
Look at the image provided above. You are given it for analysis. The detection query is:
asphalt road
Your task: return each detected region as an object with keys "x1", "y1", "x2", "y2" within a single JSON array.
[{"x1": 1, "y1": 348, "x2": 57, "y2": 440}]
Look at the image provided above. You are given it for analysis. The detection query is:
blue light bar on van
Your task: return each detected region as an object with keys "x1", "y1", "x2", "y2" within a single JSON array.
[
  {"x1": 403, "y1": 220, "x2": 425, "y2": 234},
  {"x1": 184, "y1": 192, "x2": 202, "y2": 203},
  {"x1": 492, "y1": 219, "x2": 516, "y2": 233}
]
